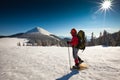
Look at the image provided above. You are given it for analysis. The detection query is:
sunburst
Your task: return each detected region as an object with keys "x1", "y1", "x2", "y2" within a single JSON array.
[
  {"x1": 101, "y1": 0, "x2": 112, "y2": 10},
  {"x1": 96, "y1": 0, "x2": 113, "y2": 14},
  {"x1": 95, "y1": 0, "x2": 114, "y2": 27},
  {"x1": 100, "y1": 0, "x2": 112, "y2": 13}
]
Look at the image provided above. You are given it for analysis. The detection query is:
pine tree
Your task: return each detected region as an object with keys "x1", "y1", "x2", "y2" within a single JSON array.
[
  {"x1": 90, "y1": 32, "x2": 95, "y2": 46},
  {"x1": 103, "y1": 30, "x2": 108, "y2": 46}
]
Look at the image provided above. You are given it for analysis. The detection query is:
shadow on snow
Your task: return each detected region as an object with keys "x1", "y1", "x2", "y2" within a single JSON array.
[{"x1": 56, "y1": 69, "x2": 79, "y2": 80}]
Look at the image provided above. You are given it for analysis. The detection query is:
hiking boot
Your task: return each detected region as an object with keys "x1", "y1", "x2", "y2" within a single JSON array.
[
  {"x1": 73, "y1": 64, "x2": 80, "y2": 69},
  {"x1": 79, "y1": 60, "x2": 84, "y2": 64}
]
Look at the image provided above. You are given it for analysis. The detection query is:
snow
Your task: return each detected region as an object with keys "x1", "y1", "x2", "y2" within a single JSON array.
[
  {"x1": 26, "y1": 27, "x2": 51, "y2": 35},
  {"x1": 0, "y1": 38, "x2": 120, "y2": 80},
  {"x1": 24, "y1": 27, "x2": 61, "y2": 41},
  {"x1": 0, "y1": 38, "x2": 28, "y2": 47}
]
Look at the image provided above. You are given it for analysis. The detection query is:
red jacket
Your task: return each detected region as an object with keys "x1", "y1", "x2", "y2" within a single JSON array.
[{"x1": 69, "y1": 35, "x2": 78, "y2": 47}]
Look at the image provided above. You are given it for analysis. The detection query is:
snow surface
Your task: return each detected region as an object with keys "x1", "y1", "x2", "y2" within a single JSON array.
[
  {"x1": 0, "y1": 38, "x2": 120, "y2": 80},
  {"x1": 26, "y1": 27, "x2": 51, "y2": 35}
]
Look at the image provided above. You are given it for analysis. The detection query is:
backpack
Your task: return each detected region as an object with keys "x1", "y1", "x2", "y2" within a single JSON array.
[{"x1": 76, "y1": 30, "x2": 86, "y2": 50}]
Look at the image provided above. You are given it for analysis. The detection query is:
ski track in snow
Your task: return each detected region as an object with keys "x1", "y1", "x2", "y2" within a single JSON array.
[{"x1": 0, "y1": 38, "x2": 120, "y2": 80}]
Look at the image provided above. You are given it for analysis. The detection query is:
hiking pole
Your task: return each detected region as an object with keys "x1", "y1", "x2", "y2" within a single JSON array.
[{"x1": 68, "y1": 44, "x2": 72, "y2": 70}]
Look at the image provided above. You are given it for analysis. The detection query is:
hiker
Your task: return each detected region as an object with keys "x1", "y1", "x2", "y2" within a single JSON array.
[{"x1": 67, "y1": 28, "x2": 84, "y2": 68}]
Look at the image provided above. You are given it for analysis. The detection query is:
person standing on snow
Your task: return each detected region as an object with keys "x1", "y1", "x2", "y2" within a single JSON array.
[{"x1": 67, "y1": 28, "x2": 84, "y2": 68}]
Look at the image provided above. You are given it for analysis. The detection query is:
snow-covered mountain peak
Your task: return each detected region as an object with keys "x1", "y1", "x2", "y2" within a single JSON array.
[{"x1": 26, "y1": 27, "x2": 51, "y2": 35}]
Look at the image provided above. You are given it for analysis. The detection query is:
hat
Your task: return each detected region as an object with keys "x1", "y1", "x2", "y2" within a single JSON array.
[{"x1": 71, "y1": 28, "x2": 77, "y2": 35}]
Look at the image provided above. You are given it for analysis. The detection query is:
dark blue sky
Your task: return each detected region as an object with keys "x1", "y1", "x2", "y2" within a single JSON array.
[{"x1": 0, "y1": 0, "x2": 120, "y2": 37}]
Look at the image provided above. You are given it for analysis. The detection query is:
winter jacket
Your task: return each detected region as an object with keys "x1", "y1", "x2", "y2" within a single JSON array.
[{"x1": 69, "y1": 35, "x2": 78, "y2": 47}]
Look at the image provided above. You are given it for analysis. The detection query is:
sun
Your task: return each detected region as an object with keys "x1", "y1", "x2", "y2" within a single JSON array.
[
  {"x1": 101, "y1": 0, "x2": 112, "y2": 10},
  {"x1": 95, "y1": 0, "x2": 113, "y2": 15},
  {"x1": 95, "y1": 0, "x2": 114, "y2": 27}
]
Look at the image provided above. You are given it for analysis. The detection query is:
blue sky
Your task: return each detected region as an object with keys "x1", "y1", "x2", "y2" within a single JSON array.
[{"x1": 0, "y1": 0, "x2": 120, "y2": 37}]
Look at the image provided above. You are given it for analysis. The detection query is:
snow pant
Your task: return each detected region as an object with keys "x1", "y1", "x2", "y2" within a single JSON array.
[{"x1": 72, "y1": 47, "x2": 82, "y2": 66}]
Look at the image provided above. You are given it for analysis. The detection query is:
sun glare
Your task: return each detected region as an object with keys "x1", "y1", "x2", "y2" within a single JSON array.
[
  {"x1": 101, "y1": 0, "x2": 112, "y2": 10},
  {"x1": 96, "y1": 0, "x2": 113, "y2": 14},
  {"x1": 95, "y1": 0, "x2": 114, "y2": 27}
]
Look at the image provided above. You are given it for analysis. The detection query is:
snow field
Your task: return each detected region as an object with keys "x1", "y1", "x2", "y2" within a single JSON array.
[{"x1": 0, "y1": 38, "x2": 120, "y2": 80}]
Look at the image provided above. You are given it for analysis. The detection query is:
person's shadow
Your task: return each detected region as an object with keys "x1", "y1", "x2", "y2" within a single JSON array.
[{"x1": 56, "y1": 69, "x2": 79, "y2": 80}]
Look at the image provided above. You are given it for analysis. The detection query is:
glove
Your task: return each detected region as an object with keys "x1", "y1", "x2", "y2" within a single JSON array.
[{"x1": 67, "y1": 41, "x2": 70, "y2": 44}]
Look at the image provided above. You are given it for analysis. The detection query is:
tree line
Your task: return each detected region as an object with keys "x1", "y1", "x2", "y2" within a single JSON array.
[{"x1": 87, "y1": 30, "x2": 120, "y2": 46}]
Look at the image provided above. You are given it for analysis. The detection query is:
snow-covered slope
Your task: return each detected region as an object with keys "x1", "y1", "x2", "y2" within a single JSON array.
[
  {"x1": 26, "y1": 27, "x2": 51, "y2": 35},
  {"x1": 0, "y1": 38, "x2": 28, "y2": 47},
  {"x1": 21, "y1": 27, "x2": 67, "y2": 46},
  {"x1": 0, "y1": 38, "x2": 120, "y2": 80}
]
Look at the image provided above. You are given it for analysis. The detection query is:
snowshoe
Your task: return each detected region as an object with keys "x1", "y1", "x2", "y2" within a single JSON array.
[{"x1": 71, "y1": 63, "x2": 88, "y2": 71}]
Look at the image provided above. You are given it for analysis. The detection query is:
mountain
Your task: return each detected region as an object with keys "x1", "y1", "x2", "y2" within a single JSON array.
[
  {"x1": 26, "y1": 27, "x2": 51, "y2": 35},
  {"x1": 0, "y1": 35, "x2": 7, "y2": 38},
  {"x1": 0, "y1": 27, "x2": 67, "y2": 46},
  {"x1": 9, "y1": 33, "x2": 24, "y2": 37},
  {"x1": 20, "y1": 27, "x2": 67, "y2": 46}
]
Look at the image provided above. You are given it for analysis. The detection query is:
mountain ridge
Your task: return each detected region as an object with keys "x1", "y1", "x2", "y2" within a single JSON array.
[
  {"x1": 20, "y1": 27, "x2": 67, "y2": 46},
  {"x1": 26, "y1": 27, "x2": 51, "y2": 35}
]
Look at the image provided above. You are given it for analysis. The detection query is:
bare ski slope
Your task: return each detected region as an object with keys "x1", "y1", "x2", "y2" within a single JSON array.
[{"x1": 0, "y1": 38, "x2": 120, "y2": 80}]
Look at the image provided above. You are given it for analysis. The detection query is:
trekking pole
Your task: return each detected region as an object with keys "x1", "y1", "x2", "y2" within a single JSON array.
[{"x1": 68, "y1": 44, "x2": 72, "y2": 70}]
